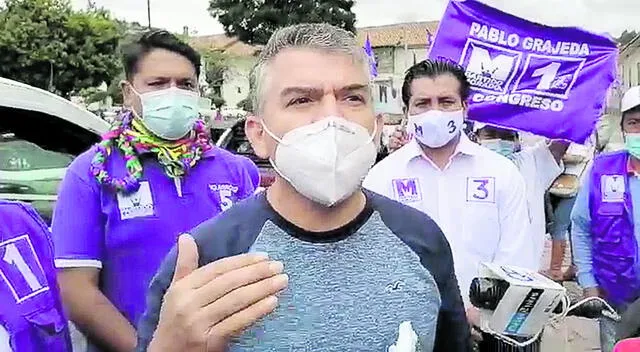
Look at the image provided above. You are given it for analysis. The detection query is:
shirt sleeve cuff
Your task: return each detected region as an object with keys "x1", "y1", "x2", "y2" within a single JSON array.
[
  {"x1": 577, "y1": 273, "x2": 598, "y2": 288},
  {"x1": 55, "y1": 259, "x2": 102, "y2": 269}
]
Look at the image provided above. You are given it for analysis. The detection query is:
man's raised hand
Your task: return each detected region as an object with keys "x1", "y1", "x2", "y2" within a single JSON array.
[{"x1": 149, "y1": 234, "x2": 288, "y2": 352}]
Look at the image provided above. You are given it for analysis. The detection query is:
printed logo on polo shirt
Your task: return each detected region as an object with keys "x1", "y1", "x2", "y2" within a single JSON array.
[
  {"x1": 601, "y1": 174, "x2": 625, "y2": 203},
  {"x1": 392, "y1": 178, "x2": 422, "y2": 203},
  {"x1": 209, "y1": 183, "x2": 239, "y2": 212},
  {"x1": 117, "y1": 181, "x2": 154, "y2": 220},
  {"x1": 385, "y1": 280, "x2": 405, "y2": 292}
]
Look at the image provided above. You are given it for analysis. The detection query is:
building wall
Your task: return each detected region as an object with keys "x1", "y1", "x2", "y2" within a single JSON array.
[
  {"x1": 620, "y1": 46, "x2": 640, "y2": 88},
  {"x1": 218, "y1": 44, "x2": 429, "y2": 113},
  {"x1": 371, "y1": 46, "x2": 428, "y2": 117},
  {"x1": 608, "y1": 44, "x2": 640, "y2": 114},
  {"x1": 221, "y1": 56, "x2": 256, "y2": 108}
]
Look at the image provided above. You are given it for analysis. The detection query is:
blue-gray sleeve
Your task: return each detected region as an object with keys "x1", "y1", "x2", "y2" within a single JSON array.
[
  {"x1": 135, "y1": 196, "x2": 267, "y2": 351},
  {"x1": 369, "y1": 192, "x2": 472, "y2": 352},
  {"x1": 570, "y1": 167, "x2": 598, "y2": 288},
  {"x1": 135, "y1": 244, "x2": 177, "y2": 351}
]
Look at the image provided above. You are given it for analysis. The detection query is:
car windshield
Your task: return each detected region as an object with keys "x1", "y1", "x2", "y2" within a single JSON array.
[{"x1": 0, "y1": 136, "x2": 74, "y2": 171}]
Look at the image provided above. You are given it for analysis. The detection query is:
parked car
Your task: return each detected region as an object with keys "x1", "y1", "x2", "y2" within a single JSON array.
[
  {"x1": 216, "y1": 118, "x2": 276, "y2": 188},
  {"x1": 215, "y1": 118, "x2": 390, "y2": 188},
  {"x1": 0, "y1": 77, "x2": 109, "y2": 224}
]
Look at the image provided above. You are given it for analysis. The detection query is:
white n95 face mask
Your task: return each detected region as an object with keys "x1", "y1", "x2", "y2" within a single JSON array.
[
  {"x1": 407, "y1": 109, "x2": 464, "y2": 148},
  {"x1": 262, "y1": 117, "x2": 378, "y2": 207}
]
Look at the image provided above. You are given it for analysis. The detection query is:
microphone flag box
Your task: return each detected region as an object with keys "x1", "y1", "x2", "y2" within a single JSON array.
[{"x1": 478, "y1": 263, "x2": 566, "y2": 337}]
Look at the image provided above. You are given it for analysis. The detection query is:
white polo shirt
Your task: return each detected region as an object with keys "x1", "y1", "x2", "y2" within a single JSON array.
[
  {"x1": 511, "y1": 143, "x2": 563, "y2": 267},
  {"x1": 364, "y1": 135, "x2": 534, "y2": 307}
]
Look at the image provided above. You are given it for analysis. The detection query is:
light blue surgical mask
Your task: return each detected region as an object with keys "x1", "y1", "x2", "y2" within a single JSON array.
[
  {"x1": 625, "y1": 133, "x2": 640, "y2": 159},
  {"x1": 481, "y1": 139, "x2": 517, "y2": 157},
  {"x1": 134, "y1": 87, "x2": 200, "y2": 140}
]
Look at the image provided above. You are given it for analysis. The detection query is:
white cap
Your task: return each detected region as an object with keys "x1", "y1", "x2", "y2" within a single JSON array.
[{"x1": 621, "y1": 86, "x2": 640, "y2": 113}]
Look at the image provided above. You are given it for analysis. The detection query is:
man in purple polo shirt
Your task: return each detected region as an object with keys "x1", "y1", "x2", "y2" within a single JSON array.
[
  {"x1": 571, "y1": 85, "x2": 640, "y2": 351},
  {"x1": 0, "y1": 200, "x2": 72, "y2": 351},
  {"x1": 51, "y1": 30, "x2": 258, "y2": 352}
]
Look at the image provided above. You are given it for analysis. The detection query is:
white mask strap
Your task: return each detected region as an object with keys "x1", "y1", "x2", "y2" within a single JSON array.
[{"x1": 260, "y1": 120, "x2": 285, "y2": 145}]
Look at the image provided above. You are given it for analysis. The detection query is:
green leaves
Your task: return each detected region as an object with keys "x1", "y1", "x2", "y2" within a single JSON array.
[
  {"x1": 0, "y1": 0, "x2": 124, "y2": 97},
  {"x1": 208, "y1": 0, "x2": 356, "y2": 45}
]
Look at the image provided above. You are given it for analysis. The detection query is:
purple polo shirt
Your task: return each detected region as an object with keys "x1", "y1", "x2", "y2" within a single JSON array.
[
  {"x1": 51, "y1": 146, "x2": 258, "y2": 327},
  {"x1": 0, "y1": 200, "x2": 72, "y2": 352}
]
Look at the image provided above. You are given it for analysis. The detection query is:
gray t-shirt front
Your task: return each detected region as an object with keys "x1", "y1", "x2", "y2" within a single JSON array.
[{"x1": 136, "y1": 190, "x2": 471, "y2": 351}]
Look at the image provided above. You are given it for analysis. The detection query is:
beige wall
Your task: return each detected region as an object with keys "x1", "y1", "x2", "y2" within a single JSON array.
[
  {"x1": 371, "y1": 45, "x2": 428, "y2": 116},
  {"x1": 608, "y1": 45, "x2": 640, "y2": 114},
  {"x1": 620, "y1": 46, "x2": 640, "y2": 88},
  {"x1": 221, "y1": 56, "x2": 256, "y2": 109}
]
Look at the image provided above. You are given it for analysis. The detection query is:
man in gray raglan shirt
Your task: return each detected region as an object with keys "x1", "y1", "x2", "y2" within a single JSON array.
[{"x1": 136, "y1": 23, "x2": 471, "y2": 352}]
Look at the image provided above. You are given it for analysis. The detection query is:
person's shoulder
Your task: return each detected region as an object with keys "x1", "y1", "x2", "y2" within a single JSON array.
[
  {"x1": 0, "y1": 200, "x2": 38, "y2": 221},
  {"x1": 474, "y1": 146, "x2": 521, "y2": 174},
  {"x1": 204, "y1": 147, "x2": 258, "y2": 178},
  {"x1": 189, "y1": 193, "x2": 270, "y2": 263},
  {"x1": 64, "y1": 145, "x2": 103, "y2": 185},
  {"x1": 0, "y1": 199, "x2": 28, "y2": 211},
  {"x1": 366, "y1": 191, "x2": 448, "y2": 251},
  {"x1": 0, "y1": 200, "x2": 50, "y2": 241},
  {"x1": 594, "y1": 149, "x2": 627, "y2": 162},
  {"x1": 366, "y1": 145, "x2": 414, "y2": 188}
]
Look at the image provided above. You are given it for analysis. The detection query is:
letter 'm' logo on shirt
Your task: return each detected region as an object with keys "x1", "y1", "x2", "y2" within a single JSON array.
[
  {"x1": 117, "y1": 181, "x2": 155, "y2": 220},
  {"x1": 392, "y1": 178, "x2": 422, "y2": 203},
  {"x1": 601, "y1": 174, "x2": 625, "y2": 203}
]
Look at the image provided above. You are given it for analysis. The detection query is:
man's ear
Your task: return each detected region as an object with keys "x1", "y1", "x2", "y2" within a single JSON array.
[
  {"x1": 245, "y1": 115, "x2": 270, "y2": 159},
  {"x1": 374, "y1": 114, "x2": 384, "y2": 149},
  {"x1": 121, "y1": 80, "x2": 134, "y2": 109},
  {"x1": 462, "y1": 100, "x2": 469, "y2": 114}
]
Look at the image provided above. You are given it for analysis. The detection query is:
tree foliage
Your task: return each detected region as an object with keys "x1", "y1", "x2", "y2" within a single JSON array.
[
  {"x1": 208, "y1": 0, "x2": 356, "y2": 45},
  {"x1": 200, "y1": 50, "x2": 229, "y2": 108},
  {"x1": 617, "y1": 30, "x2": 639, "y2": 46},
  {"x1": 237, "y1": 97, "x2": 253, "y2": 113},
  {"x1": 202, "y1": 50, "x2": 229, "y2": 89},
  {"x1": 0, "y1": 0, "x2": 124, "y2": 97}
]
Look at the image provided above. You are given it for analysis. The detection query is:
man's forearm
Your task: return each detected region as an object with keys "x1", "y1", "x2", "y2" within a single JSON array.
[
  {"x1": 68, "y1": 288, "x2": 137, "y2": 352},
  {"x1": 570, "y1": 225, "x2": 598, "y2": 288}
]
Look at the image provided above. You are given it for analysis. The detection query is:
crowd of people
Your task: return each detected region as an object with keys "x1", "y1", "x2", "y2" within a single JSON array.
[{"x1": 2, "y1": 22, "x2": 640, "y2": 352}]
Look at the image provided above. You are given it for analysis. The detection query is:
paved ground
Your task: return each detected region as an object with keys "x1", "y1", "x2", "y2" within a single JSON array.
[{"x1": 539, "y1": 238, "x2": 601, "y2": 352}]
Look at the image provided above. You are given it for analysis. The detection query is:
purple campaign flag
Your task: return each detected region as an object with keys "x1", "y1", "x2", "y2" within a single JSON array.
[
  {"x1": 364, "y1": 34, "x2": 378, "y2": 78},
  {"x1": 429, "y1": 0, "x2": 618, "y2": 143}
]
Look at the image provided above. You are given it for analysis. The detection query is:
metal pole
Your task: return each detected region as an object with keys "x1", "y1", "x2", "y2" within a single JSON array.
[{"x1": 147, "y1": 0, "x2": 151, "y2": 29}]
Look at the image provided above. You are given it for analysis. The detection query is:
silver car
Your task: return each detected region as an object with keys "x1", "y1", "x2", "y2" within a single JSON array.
[{"x1": 0, "y1": 77, "x2": 109, "y2": 224}]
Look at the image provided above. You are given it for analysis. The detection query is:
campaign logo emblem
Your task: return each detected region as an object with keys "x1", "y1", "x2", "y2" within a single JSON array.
[
  {"x1": 117, "y1": 181, "x2": 154, "y2": 220},
  {"x1": 601, "y1": 174, "x2": 625, "y2": 203},
  {"x1": 459, "y1": 39, "x2": 522, "y2": 94},
  {"x1": 512, "y1": 54, "x2": 586, "y2": 99},
  {"x1": 0, "y1": 235, "x2": 50, "y2": 303},
  {"x1": 392, "y1": 178, "x2": 422, "y2": 203}
]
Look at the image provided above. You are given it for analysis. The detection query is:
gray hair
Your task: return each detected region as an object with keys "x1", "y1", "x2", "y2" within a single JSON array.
[{"x1": 249, "y1": 23, "x2": 370, "y2": 113}]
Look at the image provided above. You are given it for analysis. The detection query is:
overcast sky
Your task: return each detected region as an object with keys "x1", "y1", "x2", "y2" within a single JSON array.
[{"x1": 71, "y1": 0, "x2": 638, "y2": 38}]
